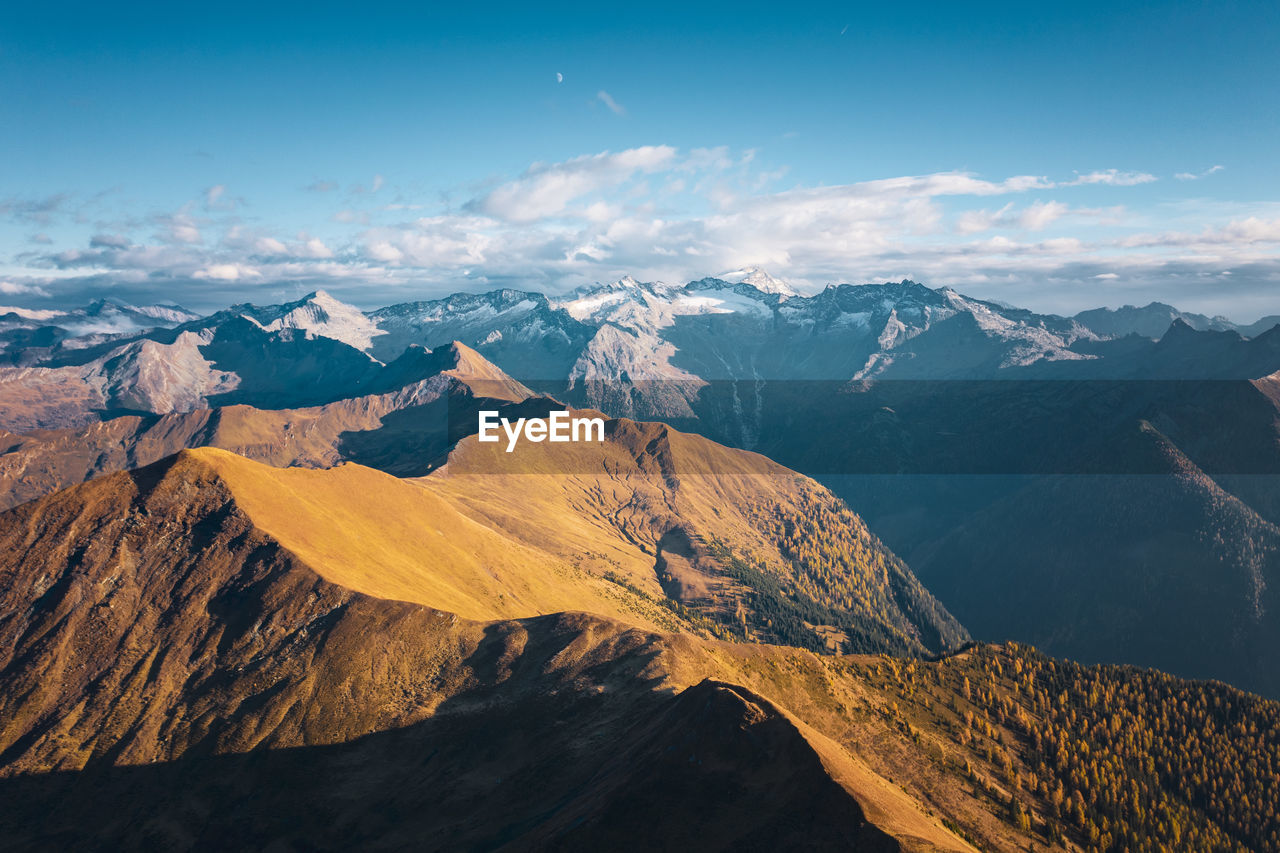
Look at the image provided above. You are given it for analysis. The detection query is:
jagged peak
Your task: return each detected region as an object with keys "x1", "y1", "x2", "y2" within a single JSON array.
[
  {"x1": 383, "y1": 340, "x2": 531, "y2": 401},
  {"x1": 717, "y1": 266, "x2": 799, "y2": 297}
]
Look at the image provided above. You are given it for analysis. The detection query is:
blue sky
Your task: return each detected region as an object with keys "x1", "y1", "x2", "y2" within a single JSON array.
[{"x1": 2, "y1": 0, "x2": 1278, "y2": 317}]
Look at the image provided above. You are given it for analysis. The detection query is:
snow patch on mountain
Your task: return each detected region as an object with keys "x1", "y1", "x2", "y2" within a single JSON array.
[
  {"x1": 130, "y1": 304, "x2": 202, "y2": 324},
  {"x1": 676, "y1": 289, "x2": 773, "y2": 318},
  {"x1": 717, "y1": 266, "x2": 799, "y2": 298},
  {"x1": 243, "y1": 290, "x2": 387, "y2": 351}
]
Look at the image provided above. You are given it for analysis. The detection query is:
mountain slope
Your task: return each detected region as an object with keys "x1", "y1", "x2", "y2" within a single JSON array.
[
  {"x1": 887, "y1": 420, "x2": 1280, "y2": 697},
  {"x1": 0, "y1": 299, "x2": 200, "y2": 365},
  {"x1": 0, "y1": 329, "x2": 241, "y2": 432},
  {"x1": 367, "y1": 289, "x2": 594, "y2": 377},
  {"x1": 0, "y1": 447, "x2": 971, "y2": 852},
  {"x1": 237, "y1": 289, "x2": 386, "y2": 350},
  {"x1": 2, "y1": 450, "x2": 1277, "y2": 851},
  {"x1": 1073, "y1": 302, "x2": 1238, "y2": 338},
  {"x1": 433, "y1": 418, "x2": 966, "y2": 655},
  {"x1": 196, "y1": 411, "x2": 967, "y2": 657},
  {"x1": 0, "y1": 341, "x2": 533, "y2": 510},
  {"x1": 0, "y1": 331, "x2": 966, "y2": 658},
  {"x1": 9, "y1": 280, "x2": 1280, "y2": 434}
]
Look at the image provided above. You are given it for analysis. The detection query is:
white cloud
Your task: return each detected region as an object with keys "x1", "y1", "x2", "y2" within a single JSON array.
[
  {"x1": 254, "y1": 237, "x2": 289, "y2": 255},
  {"x1": 1175, "y1": 165, "x2": 1225, "y2": 181},
  {"x1": 350, "y1": 175, "x2": 386, "y2": 195},
  {"x1": 300, "y1": 237, "x2": 335, "y2": 259},
  {"x1": 193, "y1": 263, "x2": 261, "y2": 281},
  {"x1": 0, "y1": 281, "x2": 51, "y2": 297},
  {"x1": 0, "y1": 304, "x2": 60, "y2": 318},
  {"x1": 597, "y1": 90, "x2": 625, "y2": 115},
  {"x1": 242, "y1": 233, "x2": 334, "y2": 260},
  {"x1": 157, "y1": 210, "x2": 202, "y2": 244},
  {"x1": 956, "y1": 203, "x2": 1016, "y2": 234},
  {"x1": 14, "y1": 150, "x2": 1274, "y2": 318},
  {"x1": 1064, "y1": 169, "x2": 1157, "y2": 187},
  {"x1": 471, "y1": 146, "x2": 676, "y2": 223},
  {"x1": 1121, "y1": 217, "x2": 1280, "y2": 249},
  {"x1": 90, "y1": 233, "x2": 131, "y2": 249},
  {"x1": 1019, "y1": 200, "x2": 1070, "y2": 230},
  {"x1": 955, "y1": 200, "x2": 1104, "y2": 235},
  {"x1": 333, "y1": 209, "x2": 370, "y2": 225},
  {"x1": 365, "y1": 241, "x2": 404, "y2": 263},
  {"x1": 0, "y1": 193, "x2": 69, "y2": 225}
]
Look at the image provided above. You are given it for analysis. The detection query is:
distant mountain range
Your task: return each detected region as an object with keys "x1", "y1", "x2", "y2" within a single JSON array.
[{"x1": 5, "y1": 274, "x2": 1280, "y2": 432}]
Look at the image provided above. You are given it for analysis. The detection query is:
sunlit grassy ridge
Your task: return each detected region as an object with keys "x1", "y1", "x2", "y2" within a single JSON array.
[
  {"x1": 427, "y1": 418, "x2": 966, "y2": 656},
  {"x1": 2, "y1": 444, "x2": 1278, "y2": 851}
]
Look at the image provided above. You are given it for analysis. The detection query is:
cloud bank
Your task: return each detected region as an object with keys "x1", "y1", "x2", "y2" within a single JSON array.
[{"x1": 3, "y1": 147, "x2": 1278, "y2": 318}]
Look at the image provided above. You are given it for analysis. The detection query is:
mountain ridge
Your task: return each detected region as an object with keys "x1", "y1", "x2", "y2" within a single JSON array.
[{"x1": 3, "y1": 443, "x2": 1278, "y2": 851}]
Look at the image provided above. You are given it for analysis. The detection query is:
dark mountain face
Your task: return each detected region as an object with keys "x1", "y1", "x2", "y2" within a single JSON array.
[
  {"x1": 8, "y1": 280, "x2": 1280, "y2": 434},
  {"x1": 683, "y1": 374, "x2": 1280, "y2": 697},
  {"x1": 824, "y1": 421, "x2": 1280, "y2": 699},
  {"x1": 1072, "y1": 302, "x2": 1239, "y2": 339},
  {"x1": 198, "y1": 317, "x2": 385, "y2": 408}
]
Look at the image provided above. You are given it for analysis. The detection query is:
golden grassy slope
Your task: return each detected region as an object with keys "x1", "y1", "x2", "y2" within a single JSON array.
[
  {"x1": 188, "y1": 443, "x2": 989, "y2": 848},
  {"x1": 195, "y1": 447, "x2": 674, "y2": 629},
  {"x1": 431, "y1": 416, "x2": 804, "y2": 594},
  {"x1": 4, "y1": 437, "x2": 1274, "y2": 850},
  {"x1": 196, "y1": 411, "x2": 965, "y2": 658},
  {"x1": 428, "y1": 417, "x2": 965, "y2": 655},
  {"x1": 188, "y1": 420, "x2": 797, "y2": 621},
  {"x1": 0, "y1": 447, "x2": 978, "y2": 851}
]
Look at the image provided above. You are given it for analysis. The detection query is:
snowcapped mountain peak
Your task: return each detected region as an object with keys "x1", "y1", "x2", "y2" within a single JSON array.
[
  {"x1": 129, "y1": 303, "x2": 201, "y2": 324},
  {"x1": 718, "y1": 266, "x2": 798, "y2": 298},
  {"x1": 559, "y1": 276, "x2": 682, "y2": 321},
  {"x1": 241, "y1": 290, "x2": 386, "y2": 351}
]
